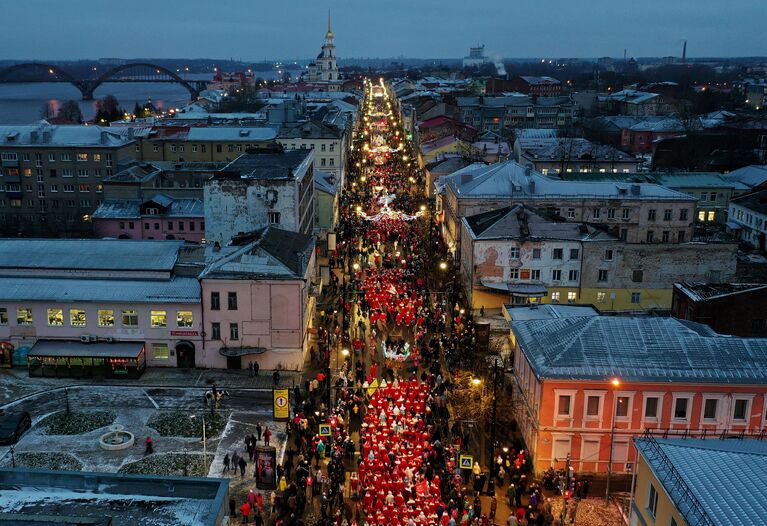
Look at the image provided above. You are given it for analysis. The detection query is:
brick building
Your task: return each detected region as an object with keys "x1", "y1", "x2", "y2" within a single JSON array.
[{"x1": 671, "y1": 282, "x2": 767, "y2": 337}]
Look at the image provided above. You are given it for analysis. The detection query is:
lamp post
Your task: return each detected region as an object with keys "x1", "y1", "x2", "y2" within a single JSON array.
[
  {"x1": 605, "y1": 377, "x2": 621, "y2": 502},
  {"x1": 191, "y1": 414, "x2": 208, "y2": 477}
]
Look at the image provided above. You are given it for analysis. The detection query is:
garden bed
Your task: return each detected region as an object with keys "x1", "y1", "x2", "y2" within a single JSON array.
[
  {"x1": 4, "y1": 452, "x2": 83, "y2": 471},
  {"x1": 119, "y1": 452, "x2": 213, "y2": 477},
  {"x1": 40, "y1": 410, "x2": 116, "y2": 435},
  {"x1": 147, "y1": 411, "x2": 229, "y2": 438}
]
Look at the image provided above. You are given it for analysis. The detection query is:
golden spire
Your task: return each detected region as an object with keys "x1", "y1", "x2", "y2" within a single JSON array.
[{"x1": 326, "y1": 9, "x2": 333, "y2": 39}]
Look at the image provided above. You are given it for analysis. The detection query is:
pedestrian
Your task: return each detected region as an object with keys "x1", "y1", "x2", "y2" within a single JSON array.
[
  {"x1": 256, "y1": 423, "x2": 263, "y2": 442},
  {"x1": 231, "y1": 451, "x2": 240, "y2": 473},
  {"x1": 238, "y1": 456, "x2": 247, "y2": 477},
  {"x1": 248, "y1": 489, "x2": 257, "y2": 509},
  {"x1": 264, "y1": 427, "x2": 272, "y2": 446},
  {"x1": 249, "y1": 361, "x2": 254, "y2": 377},
  {"x1": 273, "y1": 370, "x2": 280, "y2": 386},
  {"x1": 506, "y1": 483, "x2": 516, "y2": 508},
  {"x1": 144, "y1": 436, "x2": 154, "y2": 455},
  {"x1": 240, "y1": 501, "x2": 251, "y2": 524},
  {"x1": 223, "y1": 453, "x2": 230, "y2": 473},
  {"x1": 253, "y1": 361, "x2": 259, "y2": 376}
]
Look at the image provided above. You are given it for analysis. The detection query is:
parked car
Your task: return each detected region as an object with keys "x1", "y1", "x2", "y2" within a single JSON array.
[{"x1": 0, "y1": 411, "x2": 31, "y2": 445}]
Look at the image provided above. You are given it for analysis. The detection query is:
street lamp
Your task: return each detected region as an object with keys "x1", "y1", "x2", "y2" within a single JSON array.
[
  {"x1": 439, "y1": 262, "x2": 448, "y2": 271},
  {"x1": 605, "y1": 377, "x2": 621, "y2": 501}
]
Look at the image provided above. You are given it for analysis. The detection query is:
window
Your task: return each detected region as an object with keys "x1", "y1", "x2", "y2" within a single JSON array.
[
  {"x1": 646, "y1": 230, "x2": 655, "y2": 242},
  {"x1": 709, "y1": 192, "x2": 717, "y2": 202},
  {"x1": 598, "y1": 269, "x2": 608, "y2": 282},
  {"x1": 509, "y1": 268, "x2": 519, "y2": 280},
  {"x1": 607, "y1": 208, "x2": 615, "y2": 219},
  {"x1": 552, "y1": 269, "x2": 562, "y2": 281},
  {"x1": 662, "y1": 231, "x2": 670, "y2": 243},
  {"x1": 615, "y1": 396, "x2": 630, "y2": 418},
  {"x1": 632, "y1": 270, "x2": 644, "y2": 283},
  {"x1": 597, "y1": 292, "x2": 606, "y2": 303},
  {"x1": 269, "y1": 212, "x2": 280, "y2": 224},
  {"x1": 189, "y1": 221, "x2": 195, "y2": 232},
  {"x1": 551, "y1": 291, "x2": 560, "y2": 303},
  {"x1": 698, "y1": 210, "x2": 706, "y2": 222},
  {"x1": 648, "y1": 209, "x2": 656, "y2": 220},
  {"x1": 228, "y1": 292, "x2": 239, "y2": 310},
  {"x1": 178, "y1": 221, "x2": 185, "y2": 231},
  {"x1": 592, "y1": 207, "x2": 601, "y2": 219},
  {"x1": 47, "y1": 308, "x2": 64, "y2": 326},
  {"x1": 532, "y1": 248, "x2": 541, "y2": 259},
  {"x1": 673, "y1": 397, "x2": 690, "y2": 420},
  {"x1": 678, "y1": 230, "x2": 686, "y2": 243},
  {"x1": 531, "y1": 269, "x2": 541, "y2": 280},
  {"x1": 122, "y1": 310, "x2": 138, "y2": 327},
  {"x1": 95, "y1": 184, "x2": 103, "y2": 193},
  {"x1": 153, "y1": 144, "x2": 160, "y2": 153},
  {"x1": 69, "y1": 309, "x2": 86, "y2": 327},
  {"x1": 664, "y1": 209, "x2": 672, "y2": 221},
  {"x1": 98, "y1": 309, "x2": 114, "y2": 327},
  {"x1": 17, "y1": 308, "x2": 33, "y2": 325},
  {"x1": 553, "y1": 248, "x2": 563, "y2": 260},
  {"x1": 707, "y1": 210, "x2": 715, "y2": 222},
  {"x1": 567, "y1": 208, "x2": 575, "y2": 219},
  {"x1": 210, "y1": 292, "x2": 220, "y2": 310},
  {"x1": 510, "y1": 247, "x2": 520, "y2": 259},
  {"x1": 78, "y1": 184, "x2": 90, "y2": 192},
  {"x1": 150, "y1": 311, "x2": 167, "y2": 328},
  {"x1": 105, "y1": 154, "x2": 112, "y2": 167},
  {"x1": 586, "y1": 395, "x2": 601, "y2": 417},
  {"x1": 703, "y1": 398, "x2": 718, "y2": 421},
  {"x1": 329, "y1": 158, "x2": 335, "y2": 166},
  {"x1": 153, "y1": 343, "x2": 169, "y2": 360},
  {"x1": 230, "y1": 323, "x2": 239, "y2": 340},
  {"x1": 192, "y1": 144, "x2": 198, "y2": 153},
  {"x1": 176, "y1": 311, "x2": 193, "y2": 328},
  {"x1": 63, "y1": 184, "x2": 74, "y2": 193},
  {"x1": 557, "y1": 394, "x2": 572, "y2": 416},
  {"x1": 567, "y1": 291, "x2": 577, "y2": 303},
  {"x1": 0, "y1": 308, "x2": 7, "y2": 325},
  {"x1": 211, "y1": 322, "x2": 221, "y2": 340},
  {"x1": 680, "y1": 209, "x2": 688, "y2": 221},
  {"x1": 569, "y1": 249, "x2": 579, "y2": 260},
  {"x1": 321, "y1": 158, "x2": 326, "y2": 166},
  {"x1": 733, "y1": 399, "x2": 749, "y2": 421},
  {"x1": 644, "y1": 396, "x2": 659, "y2": 419},
  {"x1": 61, "y1": 153, "x2": 72, "y2": 162},
  {"x1": 648, "y1": 484, "x2": 659, "y2": 518},
  {"x1": 621, "y1": 208, "x2": 630, "y2": 220},
  {"x1": 568, "y1": 270, "x2": 579, "y2": 281},
  {"x1": 62, "y1": 169, "x2": 73, "y2": 177},
  {"x1": 77, "y1": 153, "x2": 88, "y2": 162},
  {"x1": 620, "y1": 228, "x2": 628, "y2": 241},
  {"x1": 631, "y1": 292, "x2": 641, "y2": 304},
  {"x1": 201, "y1": 144, "x2": 206, "y2": 152},
  {"x1": 167, "y1": 221, "x2": 173, "y2": 230}
]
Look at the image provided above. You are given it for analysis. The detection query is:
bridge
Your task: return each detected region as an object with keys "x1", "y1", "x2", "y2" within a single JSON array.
[{"x1": 0, "y1": 62, "x2": 208, "y2": 100}]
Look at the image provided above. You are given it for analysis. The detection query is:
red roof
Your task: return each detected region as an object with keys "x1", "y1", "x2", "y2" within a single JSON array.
[{"x1": 418, "y1": 115, "x2": 475, "y2": 132}]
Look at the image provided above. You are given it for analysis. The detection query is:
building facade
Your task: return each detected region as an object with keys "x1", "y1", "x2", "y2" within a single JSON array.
[
  {"x1": 727, "y1": 189, "x2": 767, "y2": 250},
  {"x1": 510, "y1": 315, "x2": 767, "y2": 475},
  {"x1": 0, "y1": 123, "x2": 136, "y2": 237},
  {"x1": 135, "y1": 127, "x2": 278, "y2": 164},
  {"x1": 93, "y1": 195, "x2": 205, "y2": 242},
  {"x1": 671, "y1": 282, "x2": 767, "y2": 337}
]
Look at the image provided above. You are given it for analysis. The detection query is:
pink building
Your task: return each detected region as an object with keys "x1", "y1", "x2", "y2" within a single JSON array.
[
  {"x1": 509, "y1": 309, "x2": 767, "y2": 475},
  {"x1": 93, "y1": 195, "x2": 205, "y2": 243},
  {"x1": 197, "y1": 227, "x2": 316, "y2": 371}
]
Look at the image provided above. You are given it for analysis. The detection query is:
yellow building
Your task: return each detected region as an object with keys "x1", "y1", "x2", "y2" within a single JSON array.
[
  {"x1": 631, "y1": 437, "x2": 767, "y2": 526},
  {"x1": 137, "y1": 127, "x2": 278, "y2": 163}
]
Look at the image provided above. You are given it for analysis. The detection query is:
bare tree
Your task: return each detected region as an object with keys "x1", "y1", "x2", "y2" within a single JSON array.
[{"x1": 57, "y1": 101, "x2": 83, "y2": 124}]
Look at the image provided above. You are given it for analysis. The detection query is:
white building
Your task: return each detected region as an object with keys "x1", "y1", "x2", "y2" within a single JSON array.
[
  {"x1": 463, "y1": 45, "x2": 489, "y2": 68},
  {"x1": 305, "y1": 15, "x2": 341, "y2": 86},
  {"x1": 728, "y1": 189, "x2": 767, "y2": 250}
]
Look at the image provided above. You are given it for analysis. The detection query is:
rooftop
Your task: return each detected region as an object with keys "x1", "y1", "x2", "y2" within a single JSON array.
[
  {"x1": 724, "y1": 165, "x2": 767, "y2": 188},
  {"x1": 634, "y1": 438, "x2": 767, "y2": 526},
  {"x1": 219, "y1": 149, "x2": 312, "y2": 181},
  {"x1": 0, "y1": 122, "x2": 133, "y2": 148},
  {"x1": 731, "y1": 188, "x2": 767, "y2": 215},
  {"x1": 517, "y1": 137, "x2": 636, "y2": 162},
  {"x1": 463, "y1": 205, "x2": 614, "y2": 241},
  {"x1": 314, "y1": 170, "x2": 339, "y2": 195},
  {"x1": 444, "y1": 161, "x2": 692, "y2": 200},
  {"x1": 0, "y1": 239, "x2": 183, "y2": 272},
  {"x1": 92, "y1": 197, "x2": 204, "y2": 219},
  {"x1": 513, "y1": 316, "x2": 767, "y2": 383},
  {"x1": 519, "y1": 76, "x2": 561, "y2": 85},
  {"x1": 674, "y1": 281, "x2": 767, "y2": 302},
  {"x1": 185, "y1": 127, "x2": 276, "y2": 142},
  {"x1": 504, "y1": 304, "x2": 599, "y2": 322}
]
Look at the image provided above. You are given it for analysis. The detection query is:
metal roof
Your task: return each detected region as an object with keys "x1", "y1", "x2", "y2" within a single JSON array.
[
  {"x1": 185, "y1": 127, "x2": 276, "y2": 142},
  {"x1": 29, "y1": 340, "x2": 145, "y2": 358},
  {"x1": 0, "y1": 122, "x2": 133, "y2": 147},
  {"x1": 724, "y1": 165, "x2": 767, "y2": 189},
  {"x1": 504, "y1": 304, "x2": 599, "y2": 322},
  {"x1": 634, "y1": 438, "x2": 767, "y2": 526},
  {"x1": 92, "y1": 198, "x2": 204, "y2": 219},
  {"x1": 674, "y1": 281, "x2": 767, "y2": 302},
  {"x1": 220, "y1": 150, "x2": 312, "y2": 181},
  {"x1": 0, "y1": 239, "x2": 183, "y2": 272},
  {"x1": 0, "y1": 276, "x2": 200, "y2": 303},
  {"x1": 512, "y1": 316, "x2": 767, "y2": 384}
]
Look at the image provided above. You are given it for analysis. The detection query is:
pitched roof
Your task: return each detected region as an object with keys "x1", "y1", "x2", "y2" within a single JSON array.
[
  {"x1": 92, "y1": 198, "x2": 204, "y2": 219},
  {"x1": 0, "y1": 122, "x2": 133, "y2": 147},
  {"x1": 220, "y1": 150, "x2": 312, "y2": 180},
  {"x1": 517, "y1": 137, "x2": 636, "y2": 162},
  {"x1": 634, "y1": 438, "x2": 767, "y2": 526},
  {"x1": 0, "y1": 276, "x2": 199, "y2": 303},
  {"x1": 730, "y1": 189, "x2": 767, "y2": 215},
  {"x1": 724, "y1": 165, "x2": 767, "y2": 188},
  {"x1": 512, "y1": 316, "x2": 767, "y2": 383}
]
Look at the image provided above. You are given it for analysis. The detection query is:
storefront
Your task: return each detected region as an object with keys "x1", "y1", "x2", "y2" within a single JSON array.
[{"x1": 27, "y1": 340, "x2": 146, "y2": 379}]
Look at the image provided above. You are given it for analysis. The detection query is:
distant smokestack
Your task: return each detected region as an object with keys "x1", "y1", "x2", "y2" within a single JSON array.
[
  {"x1": 623, "y1": 48, "x2": 627, "y2": 61},
  {"x1": 682, "y1": 40, "x2": 687, "y2": 61}
]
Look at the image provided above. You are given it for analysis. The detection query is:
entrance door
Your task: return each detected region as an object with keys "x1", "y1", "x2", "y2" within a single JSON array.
[
  {"x1": 175, "y1": 342, "x2": 196, "y2": 368},
  {"x1": 226, "y1": 356, "x2": 242, "y2": 370}
]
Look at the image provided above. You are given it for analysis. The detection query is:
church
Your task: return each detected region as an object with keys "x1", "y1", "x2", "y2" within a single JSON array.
[{"x1": 305, "y1": 14, "x2": 343, "y2": 90}]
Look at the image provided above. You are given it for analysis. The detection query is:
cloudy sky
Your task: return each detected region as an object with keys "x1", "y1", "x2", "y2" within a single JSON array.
[{"x1": 2, "y1": 0, "x2": 763, "y2": 60}]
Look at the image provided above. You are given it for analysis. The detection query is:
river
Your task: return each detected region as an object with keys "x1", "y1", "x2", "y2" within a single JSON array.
[{"x1": 0, "y1": 71, "x2": 284, "y2": 124}]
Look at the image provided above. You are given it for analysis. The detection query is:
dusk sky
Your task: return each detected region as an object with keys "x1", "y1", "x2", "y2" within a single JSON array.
[{"x1": 2, "y1": 0, "x2": 764, "y2": 60}]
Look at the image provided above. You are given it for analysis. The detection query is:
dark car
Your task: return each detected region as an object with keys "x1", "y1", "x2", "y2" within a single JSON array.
[{"x1": 0, "y1": 411, "x2": 31, "y2": 445}]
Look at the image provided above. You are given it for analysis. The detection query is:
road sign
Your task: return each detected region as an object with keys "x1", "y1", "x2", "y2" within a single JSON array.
[
  {"x1": 273, "y1": 388, "x2": 289, "y2": 421},
  {"x1": 319, "y1": 424, "x2": 332, "y2": 437},
  {"x1": 459, "y1": 455, "x2": 473, "y2": 469}
]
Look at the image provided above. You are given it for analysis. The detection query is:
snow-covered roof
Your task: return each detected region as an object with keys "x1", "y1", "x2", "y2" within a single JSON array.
[
  {"x1": 634, "y1": 438, "x2": 767, "y2": 526},
  {"x1": 185, "y1": 127, "x2": 276, "y2": 141},
  {"x1": 92, "y1": 198, "x2": 204, "y2": 219},
  {"x1": 0, "y1": 122, "x2": 134, "y2": 147},
  {"x1": 517, "y1": 137, "x2": 636, "y2": 162},
  {"x1": 600, "y1": 89, "x2": 661, "y2": 104},
  {"x1": 724, "y1": 165, "x2": 767, "y2": 188},
  {"x1": 513, "y1": 316, "x2": 767, "y2": 383},
  {"x1": 504, "y1": 304, "x2": 599, "y2": 322}
]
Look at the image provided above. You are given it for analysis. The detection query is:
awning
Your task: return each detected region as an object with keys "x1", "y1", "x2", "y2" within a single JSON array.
[
  {"x1": 219, "y1": 346, "x2": 267, "y2": 357},
  {"x1": 480, "y1": 279, "x2": 547, "y2": 297},
  {"x1": 28, "y1": 340, "x2": 144, "y2": 359},
  {"x1": 726, "y1": 221, "x2": 742, "y2": 230}
]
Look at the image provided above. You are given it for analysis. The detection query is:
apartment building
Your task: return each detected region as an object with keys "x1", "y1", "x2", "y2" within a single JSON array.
[
  {"x1": 510, "y1": 313, "x2": 767, "y2": 474},
  {"x1": 456, "y1": 95, "x2": 577, "y2": 131},
  {"x1": 0, "y1": 123, "x2": 136, "y2": 237},
  {"x1": 135, "y1": 126, "x2": 278, "y2": 163}
]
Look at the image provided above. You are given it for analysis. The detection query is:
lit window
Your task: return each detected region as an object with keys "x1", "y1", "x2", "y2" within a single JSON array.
[
  {"x1": 17, "y1": 308, "x2": 33, "y2": 325},
  {"x1": 98, "y1": 309, "x2": 114, "y2": 327},
  {"x1": 47, "y1": 308, "x2": 64, "y2": 326},
  {"x1": 698, "y1": 210, "x2": 706, "y2": 221},
  {"x1": 551, "y1": 291, "x2": 560, "y2": 303},
  {"x1": 567, "y1": 291, "x2": 577, "y2": 303},
  {"x1": 69, "y1": 309, "x2": 86, "y2": 327},
  {"x1": 707, "y1": 211, "x2": 715, "y2": 222},
  {"x1": 597, "y1": 292, "x2": 606, "y2": 303},
  {"x1": 122, "y1": 310, "x2": 138, "y2": 327},
  {"x1": 153, "y1": 343, "x2": 169, "y2": 360},
  {"x1": 77, "y1": 153, "x2": 88, "y2": 162},
  {"x1": 176, "y1": 311, "x2": 194, "y2": 328},
  {"x1": 151, "y1": 310, "x2": 167, "y2": 328}
]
